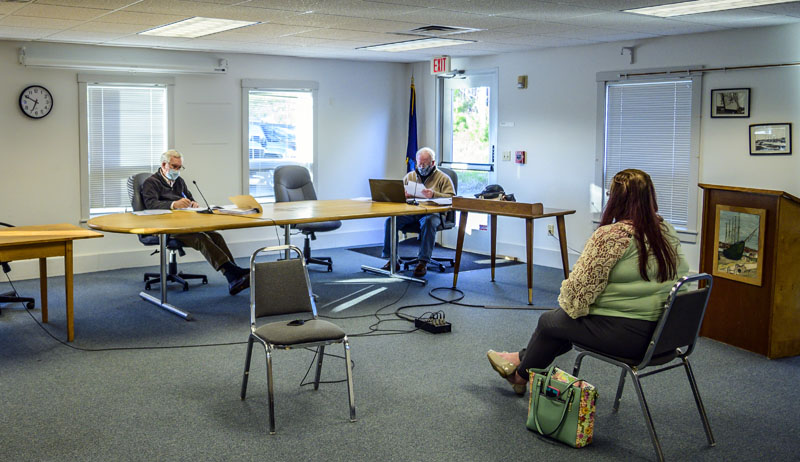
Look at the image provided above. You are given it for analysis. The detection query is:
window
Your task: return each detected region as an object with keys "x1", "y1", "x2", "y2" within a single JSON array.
[
  {"x1": 79, "y1": 75, "x2": 174, "y2": 220},
  {"x1": 596, "y1": 71, "x2": 701, "y2": 239},
  {"x1": 241, "y1": 80, "x2": 316, "y2": 201},
  {"x1": 439, "y1": 70, "x2": 497, "y2": 197}
]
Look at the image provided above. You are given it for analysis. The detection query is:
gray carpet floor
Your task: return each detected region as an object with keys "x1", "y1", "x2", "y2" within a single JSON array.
[{"x1": 1, "y1": 246, "x2": 798, "y2": 461}]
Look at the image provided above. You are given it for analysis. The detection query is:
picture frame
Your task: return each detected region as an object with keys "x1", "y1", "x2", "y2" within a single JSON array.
[
  {"x1": 712, "y1": 204, "x2": 766, "y2": 286},
  {"x1": 749, "y1": 123, "x2": 792, "y2": 155},
  {"x1": 711, "y1": 88, "x2": 750, "y2": 118}
]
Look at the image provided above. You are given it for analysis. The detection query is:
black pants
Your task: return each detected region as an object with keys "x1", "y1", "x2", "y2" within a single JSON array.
[{"x1": 516, "y1": 309, "x2": 656, "y2": 381}]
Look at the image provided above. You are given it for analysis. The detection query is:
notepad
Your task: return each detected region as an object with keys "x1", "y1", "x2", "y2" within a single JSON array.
[{"x1": 132, "y1": 209, "x2": 172, "y2": 216}]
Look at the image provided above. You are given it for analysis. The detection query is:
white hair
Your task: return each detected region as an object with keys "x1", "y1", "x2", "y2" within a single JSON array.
[
  {"x1": 416, "y1": 147, "x2": 436, "y2": 162},
  {"x1": 161, "y1": 149, "x2": 182, "y2": 164}
]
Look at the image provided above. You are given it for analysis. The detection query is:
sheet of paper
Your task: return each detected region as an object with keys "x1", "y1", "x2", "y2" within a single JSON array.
[
  {"x1": 404, "y1": 181, "x2": 427, "y2": 198},
  {"x1": 423, "y1": 197, "x2": 452, "y2": 205},
  {"x1": 350, "y1": 197, "x2": 372, "y2": 201},
  {"x1": 132, "y1": 209, "x2": 171, "y2": 216},
  {"x1": 176, "y1": 206, "x2": 207, "y2": 211}
]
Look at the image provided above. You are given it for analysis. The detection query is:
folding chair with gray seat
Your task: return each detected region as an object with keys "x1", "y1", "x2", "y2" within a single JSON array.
[
  {"x1": 240, "y1": 245, "x2": 355, "y2": 434},
  {"x1": 572, "y1": 273, "x2": 715, "y2": 461}
]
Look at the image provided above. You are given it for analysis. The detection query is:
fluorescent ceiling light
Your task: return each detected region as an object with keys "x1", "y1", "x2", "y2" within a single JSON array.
[
  {"x1": 359, "y1": 37, "x2": 475, "y2": 52},
  {"x1": 626, "y1": 0, "x2": 796, "y2": 17},
  {"x1": 140, "y1": 17, "x2": 259, "y2": 38}
]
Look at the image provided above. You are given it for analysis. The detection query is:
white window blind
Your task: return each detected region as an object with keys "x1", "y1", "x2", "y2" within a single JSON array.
[
  {"x1": 87, "y1": 85, "x2": 167, "y2": 212},
  {"x1": 604, "y1": 80, "x2": 692, "y2": 227}
]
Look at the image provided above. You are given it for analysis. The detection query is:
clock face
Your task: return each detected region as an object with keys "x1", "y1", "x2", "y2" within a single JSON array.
[{"x1": 19, "y1": 85, "x2": 53, "y2": 119}]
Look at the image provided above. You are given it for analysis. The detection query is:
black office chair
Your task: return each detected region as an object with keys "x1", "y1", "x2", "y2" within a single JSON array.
[
  {"x1": 127, "y1": 173, "x2": 208, "y2": 291},
  {"x1": 399, "y1": 167, "x2": 458, "y2": 273},
  {"x1": 572, "y1": 273, "x2": 716, "y2": 462},
  {"x1": 273, "y1": 165, "x2": 341, "y2": 272},
  {"x1": 0, "y1": 222, "x2": 36, "y2": 315}
]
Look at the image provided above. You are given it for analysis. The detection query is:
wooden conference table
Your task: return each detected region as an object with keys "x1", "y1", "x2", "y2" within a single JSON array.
[
  {"x1": 88, "y1": 199, "x2": 447, "y2": 320},
  {"x1": 0, "y1": 223, "x2": 103, "y2": 341},
  {"x1": 450, "y1": 197, "x2": 575, "y2": 305}
]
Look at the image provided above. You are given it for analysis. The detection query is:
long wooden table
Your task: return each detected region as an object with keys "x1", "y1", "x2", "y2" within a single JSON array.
[
  {"x1": 0, "y1": 223, "x2": 103, "y2": 341},
  {"x1": 88, "y1": 200, "x2": 447, "y2": 319},
  {"x1": 450, "y1": 197, "x2": 575, "y2": 305}
]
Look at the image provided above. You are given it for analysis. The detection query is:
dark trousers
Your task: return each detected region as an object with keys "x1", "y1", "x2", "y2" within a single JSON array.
[
  {"x1": 516, "y1": 308, "x2": 656, "y2": 381},
  {"x1": 174, "y1": 231, "x2": 235, "y2": 272}
]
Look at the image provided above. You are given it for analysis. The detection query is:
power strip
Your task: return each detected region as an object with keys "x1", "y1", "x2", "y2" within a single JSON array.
[{"x1": 414, "y1": 318, "x2": 452, "y2": 334}]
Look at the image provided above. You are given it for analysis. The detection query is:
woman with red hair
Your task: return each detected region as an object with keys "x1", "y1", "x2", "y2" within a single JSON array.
[{"x1": 487, "y1": 169, "x2": 689, "y2": 394}]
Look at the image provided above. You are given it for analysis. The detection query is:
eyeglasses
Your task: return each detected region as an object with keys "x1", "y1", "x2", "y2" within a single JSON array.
[{"x1": 169, "y1": 164, "x2": 185, "y2": 171}]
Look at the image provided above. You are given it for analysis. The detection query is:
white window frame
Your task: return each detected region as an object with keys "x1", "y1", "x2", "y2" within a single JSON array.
[
  {"x1": 78, "y1": 74, "x2": 175, "y2": 221},
  {"x1": 594, "y1": 67, "x2": 702, "y2": 244},
  {"x1": 240, "y1": 79, "x2": 318, "y2": 202}
]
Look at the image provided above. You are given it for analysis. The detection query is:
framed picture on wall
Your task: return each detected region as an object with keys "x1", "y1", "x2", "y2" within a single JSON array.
[
  {"x1": 712, "y1": 205, "x2": 766, "y2": 286},
  {"x1": 750, "y1": 123, "x2": 792, "y2": 155},
  {"x1": 710, "y1": 88, "x2": 750, "y2": 118}
]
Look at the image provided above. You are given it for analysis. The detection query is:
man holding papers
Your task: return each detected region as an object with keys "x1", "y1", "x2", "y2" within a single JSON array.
[
  {"x1": 141, "y1": 150, "x2": 250, "y2": 295},
  {"x1": 382, "y1": 147, "x2": 455, "y2": 277}
]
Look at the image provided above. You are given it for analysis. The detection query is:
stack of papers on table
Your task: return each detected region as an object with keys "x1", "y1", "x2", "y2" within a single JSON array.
[{"x1": 132, "y1": 209, "x2": 172, "y2": 216}]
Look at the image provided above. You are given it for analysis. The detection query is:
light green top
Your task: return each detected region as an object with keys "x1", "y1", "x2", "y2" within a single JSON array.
[{"x1": 558, "y1": 221, "x2": 688, "y2": 322}]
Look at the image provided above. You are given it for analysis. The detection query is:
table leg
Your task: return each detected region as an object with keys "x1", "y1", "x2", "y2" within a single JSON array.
[
  {"x1": 65, "y1": 242, "x2": 74, "y2": 341},
  {"x1": 139, "y1": 233, "x2": 192, "y2": 320},
  {"x1": 39, "y1": 257, "x2": 48, "y2": 323},
  {"x1": 361, "y1": 216, "x2": 426, "y2": 285},
  {"x1": 490, "y1": 214, "x2": 497, "y2": 282},
  {"x1": 526, "y1": 218, "x2": 533, "y2": 305},
  {"x1": 556, "y1": 215, "x2": 569, "y2": 279},
  {"x1": 452, "y1": 211, "x2": 468, "y2": 288}
]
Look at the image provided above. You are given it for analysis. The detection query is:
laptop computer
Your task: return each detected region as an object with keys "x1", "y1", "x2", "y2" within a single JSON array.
[{"x1": 369, "y1": 179, "x2": 413, "y2": 203}]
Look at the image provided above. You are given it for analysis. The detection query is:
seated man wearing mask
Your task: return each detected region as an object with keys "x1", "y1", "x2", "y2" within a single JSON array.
[
  {"x1": 381, "y1": 147, "x2": 455, "y2": 277},
  {"x1": 141, "y1": 149, "x2": 250, "y2": 295}
]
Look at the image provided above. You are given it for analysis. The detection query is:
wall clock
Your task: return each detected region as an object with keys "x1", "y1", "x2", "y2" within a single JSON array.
[{"x1": 19, "y1": 85, "x2": 53, "y2": 119}]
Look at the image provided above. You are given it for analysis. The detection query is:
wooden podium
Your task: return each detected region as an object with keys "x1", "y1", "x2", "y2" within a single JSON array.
[{"x1": 698, "y1": 184, "x2": 800, "y2": 358}]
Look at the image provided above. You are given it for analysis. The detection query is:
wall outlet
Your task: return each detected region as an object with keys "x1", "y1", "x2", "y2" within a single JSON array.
[
  {"x1": 547, "y1": 224, "x2": 555, "y2": 236},
  {"x1": 502, "y1": 151, "x2": 512, "y2": 161}
]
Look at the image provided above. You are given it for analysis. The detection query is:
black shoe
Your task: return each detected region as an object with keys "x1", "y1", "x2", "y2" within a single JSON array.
[{"x1": 228, "y1": 272, "x2": 250, "y2": 295}]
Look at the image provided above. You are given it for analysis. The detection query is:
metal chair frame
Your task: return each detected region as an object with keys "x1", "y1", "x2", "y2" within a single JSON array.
[
  {"x1": 572, "y1": 273, "x2": 716, "y2": 461},
  {"x1": 240, "y1": 245, "x2": 355, "y2": 434},
  {"x1": 0, "y1": 222, "x2": 36, "y2": 315}
]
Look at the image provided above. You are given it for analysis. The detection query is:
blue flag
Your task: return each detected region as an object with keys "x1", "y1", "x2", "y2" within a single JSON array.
[{"x1": 406, "y1": 77, "x2": 417, "y2": 173}]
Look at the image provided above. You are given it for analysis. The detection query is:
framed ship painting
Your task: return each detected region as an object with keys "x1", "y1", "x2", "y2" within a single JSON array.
[{"x1": 712, "y1": 205, "x2": 766, "y2": 286}]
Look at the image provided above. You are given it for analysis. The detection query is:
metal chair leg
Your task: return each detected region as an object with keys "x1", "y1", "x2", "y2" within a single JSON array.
[
  {"x1": 683, "y1": 357, "x2": 716, "y2": 446},
  {"x1": 344, "y1": 338, "x2": 356, "y2": 422},
  {"x1": 314, "y1": 345, "x2": 325, "y2": 390},
  {"x1": 613, "y1": 367, "x2": 627, "y2": 411},
  {"x1": 629, "y1": 370, "x2": 665, "y2": 462},
  {"x1": 265, "y1": 346, "x2": 276, "y2": 434},
  {"x1": 241, "y1": 336, "x2": 254, "y2": 400}
]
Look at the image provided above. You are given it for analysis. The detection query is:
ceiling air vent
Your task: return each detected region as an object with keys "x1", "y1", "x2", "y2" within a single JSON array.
[{"x1": 408, "y1": 25, "x2": 481, "y2": 36}]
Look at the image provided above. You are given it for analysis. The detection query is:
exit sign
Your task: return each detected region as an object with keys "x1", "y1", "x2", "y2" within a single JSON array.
[{"x1": 431, "y1": 56, "x2": 451, "y2": 75}]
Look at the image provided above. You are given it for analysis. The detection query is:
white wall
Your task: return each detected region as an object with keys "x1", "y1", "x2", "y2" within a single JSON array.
[
  {"x1": 0, "y1": 41, "x2": 409, "y2": 279},
  {"x1": 414, "y1": 24, "x2": 800, "y2": 272}
]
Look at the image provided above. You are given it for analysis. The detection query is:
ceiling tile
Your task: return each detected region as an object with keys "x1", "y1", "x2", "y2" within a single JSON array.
[
  {"x1": 12, "y1": 4, "x2": 108, "y2": 20},
  {"x1": 43, "y1": 30, "x2": 132, "y2": 42},
  {"x1": 73, "y1": 21, "x2": 156, "y2": 34},
  {"x1": 98, "y1": 10, "x2": 190, "y2": 26},
  {"x1": 120, "y1": 0, "x2": 226, "y2": 16},
  {"x1": 0, "y1": 25, "x2": 54, "y2": 40},
  {"x1": 34, "y1": 0, "x2": 139, "y2": 9},
  {"x1": 0, "y1": 16, "x2": 83, "y2": 30}
]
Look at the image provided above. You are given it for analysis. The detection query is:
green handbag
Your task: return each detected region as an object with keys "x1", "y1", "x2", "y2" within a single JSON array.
[{"x1": 526, "y1": 366, "x2": 598, "y2": 448}]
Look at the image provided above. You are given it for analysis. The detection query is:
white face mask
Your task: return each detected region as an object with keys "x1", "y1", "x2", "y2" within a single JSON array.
[{"x1": 166, "y1": 168, "x2": 180, "y2": 181}]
